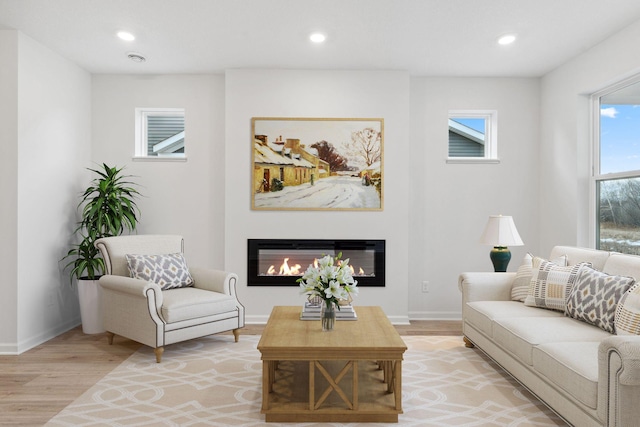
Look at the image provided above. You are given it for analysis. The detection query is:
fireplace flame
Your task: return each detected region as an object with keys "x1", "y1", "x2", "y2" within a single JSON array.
[
  {"x1": 277, "y1": 258, "x2": 302, "y2": 276},
  {"x1": 265, "y1": 257, "x2": 369, "y2": 277}
]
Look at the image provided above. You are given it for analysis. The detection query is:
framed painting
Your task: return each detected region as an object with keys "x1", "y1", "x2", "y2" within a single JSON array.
[{"x1": 251, "y1": 117, "x2": 383, "y2": 211}]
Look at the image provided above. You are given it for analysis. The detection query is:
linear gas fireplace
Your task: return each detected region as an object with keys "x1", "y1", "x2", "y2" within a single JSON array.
[{"x1": 247, "y1": 239, "x2": 385, "y2": 287}]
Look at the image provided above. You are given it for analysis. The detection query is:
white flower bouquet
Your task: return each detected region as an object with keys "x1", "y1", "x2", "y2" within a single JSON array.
[{"x1": 297, "y1": 252, "x2": 359, "y2": 310}]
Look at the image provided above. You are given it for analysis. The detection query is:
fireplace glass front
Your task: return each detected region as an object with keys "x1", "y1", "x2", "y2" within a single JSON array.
[{"x1": 247, "y1": 239, "x2": 385, "y2": 286}]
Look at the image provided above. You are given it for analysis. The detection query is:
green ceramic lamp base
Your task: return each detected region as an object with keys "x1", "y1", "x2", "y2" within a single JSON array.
[{"x1": 490, "y1": 246, "x2": 511, "y2": 272}]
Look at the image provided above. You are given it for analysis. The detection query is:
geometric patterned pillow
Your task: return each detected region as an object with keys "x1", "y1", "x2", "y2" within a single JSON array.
[
  {"x1": 565, "y1": 266, "x2": 636, "y2": 333},
  {"x1": 615, "y1": 283, "x2": 640, "y2": 335},
  {"x1": 125, "y1": 253, "x2": 194, "y2": 290},
  {"x1": 511, "y1": 254, "x2": 568, "y2": 302},
  {"x1": 524, "y1": 259, "x2": 590, "y2": 312}
]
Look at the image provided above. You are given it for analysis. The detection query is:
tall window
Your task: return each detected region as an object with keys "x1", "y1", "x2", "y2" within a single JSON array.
[
  {"x1": 135, "y1": 108, "x2": 185, "y2": 159},
  {"x1": 593, "y1": 76, "x2": 640, "y2": 254},
  {"x1": 447, "y1": 110, "x2": 498, "y2": 163}
]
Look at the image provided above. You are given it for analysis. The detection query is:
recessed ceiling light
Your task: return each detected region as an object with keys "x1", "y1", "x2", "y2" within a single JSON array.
[
  {"x1": 117, "y1": 31, "x2": 135, "y2": 41},
  {"x1": 497, "y1": 34, "x2": 516, "y2": 45},
  {"x1": 127, "y1": 52, "x2": 146, "y2": 63},
  {"x1": 310, "y1": 32, "x2": 326, "y2": 43}
]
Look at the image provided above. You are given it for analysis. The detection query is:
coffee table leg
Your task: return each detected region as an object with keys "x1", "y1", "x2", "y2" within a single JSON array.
[
  {"x1": 394, "y1": 359, "x2": 402, "y2": 411},
  {"x1": 353, "y1": 361, "x2": 359, "y2": 411},
  {"x1": 309, "y1": 361, "x2": 315, "y2": 411},
  {"x1": 262, "y1": 360, "x2": 270, "y2": 411}
]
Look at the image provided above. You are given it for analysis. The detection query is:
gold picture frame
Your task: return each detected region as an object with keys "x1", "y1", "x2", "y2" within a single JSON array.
[{"x1": 251, "y1": 117, "x2": 384, "y2": 211}]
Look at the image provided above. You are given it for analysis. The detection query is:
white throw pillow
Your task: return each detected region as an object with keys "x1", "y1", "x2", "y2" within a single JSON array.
[
  {"x1": 511, "y1": 253, "x2": 567, "y2": 302},
  {"x1": 126, "y1": 253, "x2": 194, "y2": 290},
  {"x1": 566, "y1": 266, "x2": 635, "y2": 333},
  {"x1": 524, "y1": 257, "x2": 589, "y2": 312},
  {"x1": 615, "y1": 284, "x2": 640, "y2": 335}
]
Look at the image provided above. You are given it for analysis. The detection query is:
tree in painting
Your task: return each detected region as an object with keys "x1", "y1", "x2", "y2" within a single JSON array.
[
  {"x1": 310, "y1": 140, "x2": 350, "y2": 172},
  {"x1": 350, "y1": 127, "x2": 382, "y2": 167}
]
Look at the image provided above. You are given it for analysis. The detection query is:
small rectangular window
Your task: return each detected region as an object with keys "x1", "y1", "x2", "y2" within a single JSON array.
[
  {"x1": 447, "y1": 110, "x2": 498, "y2": 164},
  {"x1": 135, "y1": 108, "x2": 186, "y2": 160}
]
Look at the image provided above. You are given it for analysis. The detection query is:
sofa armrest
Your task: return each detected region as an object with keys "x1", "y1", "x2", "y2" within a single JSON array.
[
  {"x1": 190, "y1": 267, "x2": 244, "y2": 329},
  {"x1": 98, "y1": 275, "x2": 165, "y2": 347},
  {"x1": 598, "y1": 335, "x2": 640, "y2": 425},
  {"x1": 458, "y1": 272, "x2": 515, "y2": 303},
  {"x1": 190, "y1": 267, "x2": 239, "y2": 296},
  {"x1": 99, "y1": 275, "x2": 162, "y2": 300}
]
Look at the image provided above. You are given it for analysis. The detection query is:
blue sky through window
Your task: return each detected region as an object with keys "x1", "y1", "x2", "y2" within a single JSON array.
[
  {"x1": 600, "y1": 104, "x2": 640, "y2": 174},
  {"x1": 452, "y1": 118, "x2": 485, "y2": 134}
]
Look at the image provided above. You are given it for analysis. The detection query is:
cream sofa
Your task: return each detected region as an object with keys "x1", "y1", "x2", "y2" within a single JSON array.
[{"x1": 459, "y1": 246, "x2": 640, "y2": 427}]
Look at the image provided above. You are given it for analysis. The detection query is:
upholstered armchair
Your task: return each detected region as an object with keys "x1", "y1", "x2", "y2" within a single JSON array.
[{"x1": 94, "y1": 235, "x2": 244, "y2": 363}]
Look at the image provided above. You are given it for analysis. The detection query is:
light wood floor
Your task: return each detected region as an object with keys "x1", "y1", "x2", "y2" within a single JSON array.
[{"x1": 0, "y1": 320, "x2": 461, "y2": 426}]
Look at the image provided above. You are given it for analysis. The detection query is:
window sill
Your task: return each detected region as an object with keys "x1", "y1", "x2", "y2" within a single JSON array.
[
  {"x1": 446, "y1": 158, "x2": 500, "y2": 164},
  {"x1": 132, "y1": 156, "x2": 187, "y2": 162}
]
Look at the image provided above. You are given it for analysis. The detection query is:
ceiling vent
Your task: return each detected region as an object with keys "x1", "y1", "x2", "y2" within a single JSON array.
[{"x1": 127, "y1": 52, "x2": 146, "y2": 63}]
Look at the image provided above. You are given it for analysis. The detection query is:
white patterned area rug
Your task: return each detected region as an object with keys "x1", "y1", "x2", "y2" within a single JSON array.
[{"x1": 46, "y1": 335, "x2": 566, "y2": 427}]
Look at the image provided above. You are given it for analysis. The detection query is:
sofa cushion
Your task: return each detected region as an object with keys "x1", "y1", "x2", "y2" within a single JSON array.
[
  {"x1": 524, "y1": 259, "x2": 590, "y2": 312},
  {"x1": 126, "y1": 253, "x2": 194, "y2": 290},
  {"x1": 603, "y1": 252, "x2": 640, "y2": 279},
  {"x1": 532, "y1": 342, "x2": 599, "y2": 409},
  {"x1": 615, "y1": 284, "x2": 640, "y2": 335},
  {"x1": 511, "y1": 253, "x2": 568, "y2": 302},
  {"x1": 550, "y1": 245, "x2": 611, "y2": 271},
  {"x1": 161, "y1": 287, "x2": 237, "y2": 323},
  {"x1": 565, "y1": 266, "x2": 635, "y2": 333},
  {"x1": 493, "y1": 316, "x2": 611, "y2": 365},
  {"x1": 466, "y1": 301, "x2": 563, "y2": 337}
]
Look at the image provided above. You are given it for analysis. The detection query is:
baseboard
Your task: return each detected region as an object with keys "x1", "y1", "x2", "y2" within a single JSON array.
[
  {"x1": 408, "y1": 311, "x2": 462, "y2": 320},
  {"x1": 1, "y1": 317, "x2": 82, "y2": 355}
]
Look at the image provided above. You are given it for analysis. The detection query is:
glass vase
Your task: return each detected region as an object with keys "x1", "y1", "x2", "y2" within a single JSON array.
[{"x1": 321, "y1": 300, "x2": 336, "y2": 331}]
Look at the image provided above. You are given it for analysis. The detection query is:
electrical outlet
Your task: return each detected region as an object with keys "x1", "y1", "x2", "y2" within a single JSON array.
[{"x1": 422, "y1": 281, "x2": 429, "y2": 293}]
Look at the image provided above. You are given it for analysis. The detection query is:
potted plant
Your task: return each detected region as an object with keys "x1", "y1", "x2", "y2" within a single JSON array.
[{"x1": 64, "y1": 163, "x2": 141, "y2": 333}]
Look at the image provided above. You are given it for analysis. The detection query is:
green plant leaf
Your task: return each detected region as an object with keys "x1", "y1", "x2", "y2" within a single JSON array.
[{"x1": 61, "y1": 163, "x2": 142, "y2": 284}]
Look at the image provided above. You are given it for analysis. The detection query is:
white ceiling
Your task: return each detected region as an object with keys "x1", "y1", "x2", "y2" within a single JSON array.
[{"x1": 1, "y1": 0, "x2": 640, "y2": 77}]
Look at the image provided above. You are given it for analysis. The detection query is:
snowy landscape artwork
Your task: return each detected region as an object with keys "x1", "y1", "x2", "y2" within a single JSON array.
[{"x1": 252, "y1": 117, "x2": 383, "y2": 211}]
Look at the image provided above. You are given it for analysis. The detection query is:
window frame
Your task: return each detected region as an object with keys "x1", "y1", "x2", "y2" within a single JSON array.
[
  {"x1": 134, "y1": 107, "x2": 187, "y2": 162},
  {"x1": 590, "y1": 73, "x2": 640, "y2": 250},
  {"x1": 447, "y1": 110, "x2": 499, "y2": 164}
]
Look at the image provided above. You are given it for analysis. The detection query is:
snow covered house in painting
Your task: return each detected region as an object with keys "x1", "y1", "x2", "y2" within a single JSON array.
[{"x1": 253, "y1": 135, "x2": 330, "y2": 193}]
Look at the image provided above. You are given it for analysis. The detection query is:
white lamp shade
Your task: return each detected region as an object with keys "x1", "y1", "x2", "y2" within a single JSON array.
[{"x1": 479, "y1": 215, "x2": 524, "y2": 246}]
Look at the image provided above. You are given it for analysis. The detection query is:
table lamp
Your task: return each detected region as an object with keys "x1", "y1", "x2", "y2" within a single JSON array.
[{"x1": 479, "y1": 215, "x2": 524, "y2": 272}]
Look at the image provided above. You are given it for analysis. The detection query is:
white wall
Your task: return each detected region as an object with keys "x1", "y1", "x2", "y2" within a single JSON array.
[
  {"x1": 91, "y1": 75, "x2": 226, "y2": 268},
  {"x1": 540, "y1": 20, "x2": 640, "y2": 254},
  {"x1": 225, "y1": 70, "x2": 411, "y2": 323},
  {"x1": 0, "y1": 31, "x2": 19, "y2": 352},
  {"x1": 89, "y1": 71, "x2": 540, "y2": 323},
  {"x1": 409, "y1": 77, "x2": 541, "y2": 319},
  {"x1": 12, "y1": 32, "x2": 90, "y2": 353}
]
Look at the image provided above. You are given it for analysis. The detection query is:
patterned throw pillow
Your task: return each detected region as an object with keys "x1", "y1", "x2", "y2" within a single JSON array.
[
  {"x1": 125, "y1": 253, "x2": 194, "y2": 290},
  {"x1": 615, "y1": 284, "x2": 640, "y2": 335},
  {"x1": 565, "y1": 266, "x2": 636, "y2": 333},
  {"x1": 524, "y1": 259, "x2": 590, "y2": 312},
  {"x1": 511, "y1": 254, "x2": 568, "y2": 302}
]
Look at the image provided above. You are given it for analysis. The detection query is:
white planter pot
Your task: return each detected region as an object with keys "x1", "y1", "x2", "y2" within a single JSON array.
[{"x1": 77, "y1": 278, "x2": 105, "y2": 334}]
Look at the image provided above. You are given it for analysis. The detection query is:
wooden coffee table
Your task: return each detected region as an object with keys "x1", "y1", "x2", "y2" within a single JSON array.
[{"x1": 257, "y1": 306, "x2": 407, "y2": 423}]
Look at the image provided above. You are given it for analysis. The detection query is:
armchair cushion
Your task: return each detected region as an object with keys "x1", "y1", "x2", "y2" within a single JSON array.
[
  {"x1": 161, "y1": 287, "x2": 237, "y2": 323},
  {"x1": 126, "y1": 253, "x2": 194, "y2": 290}
]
